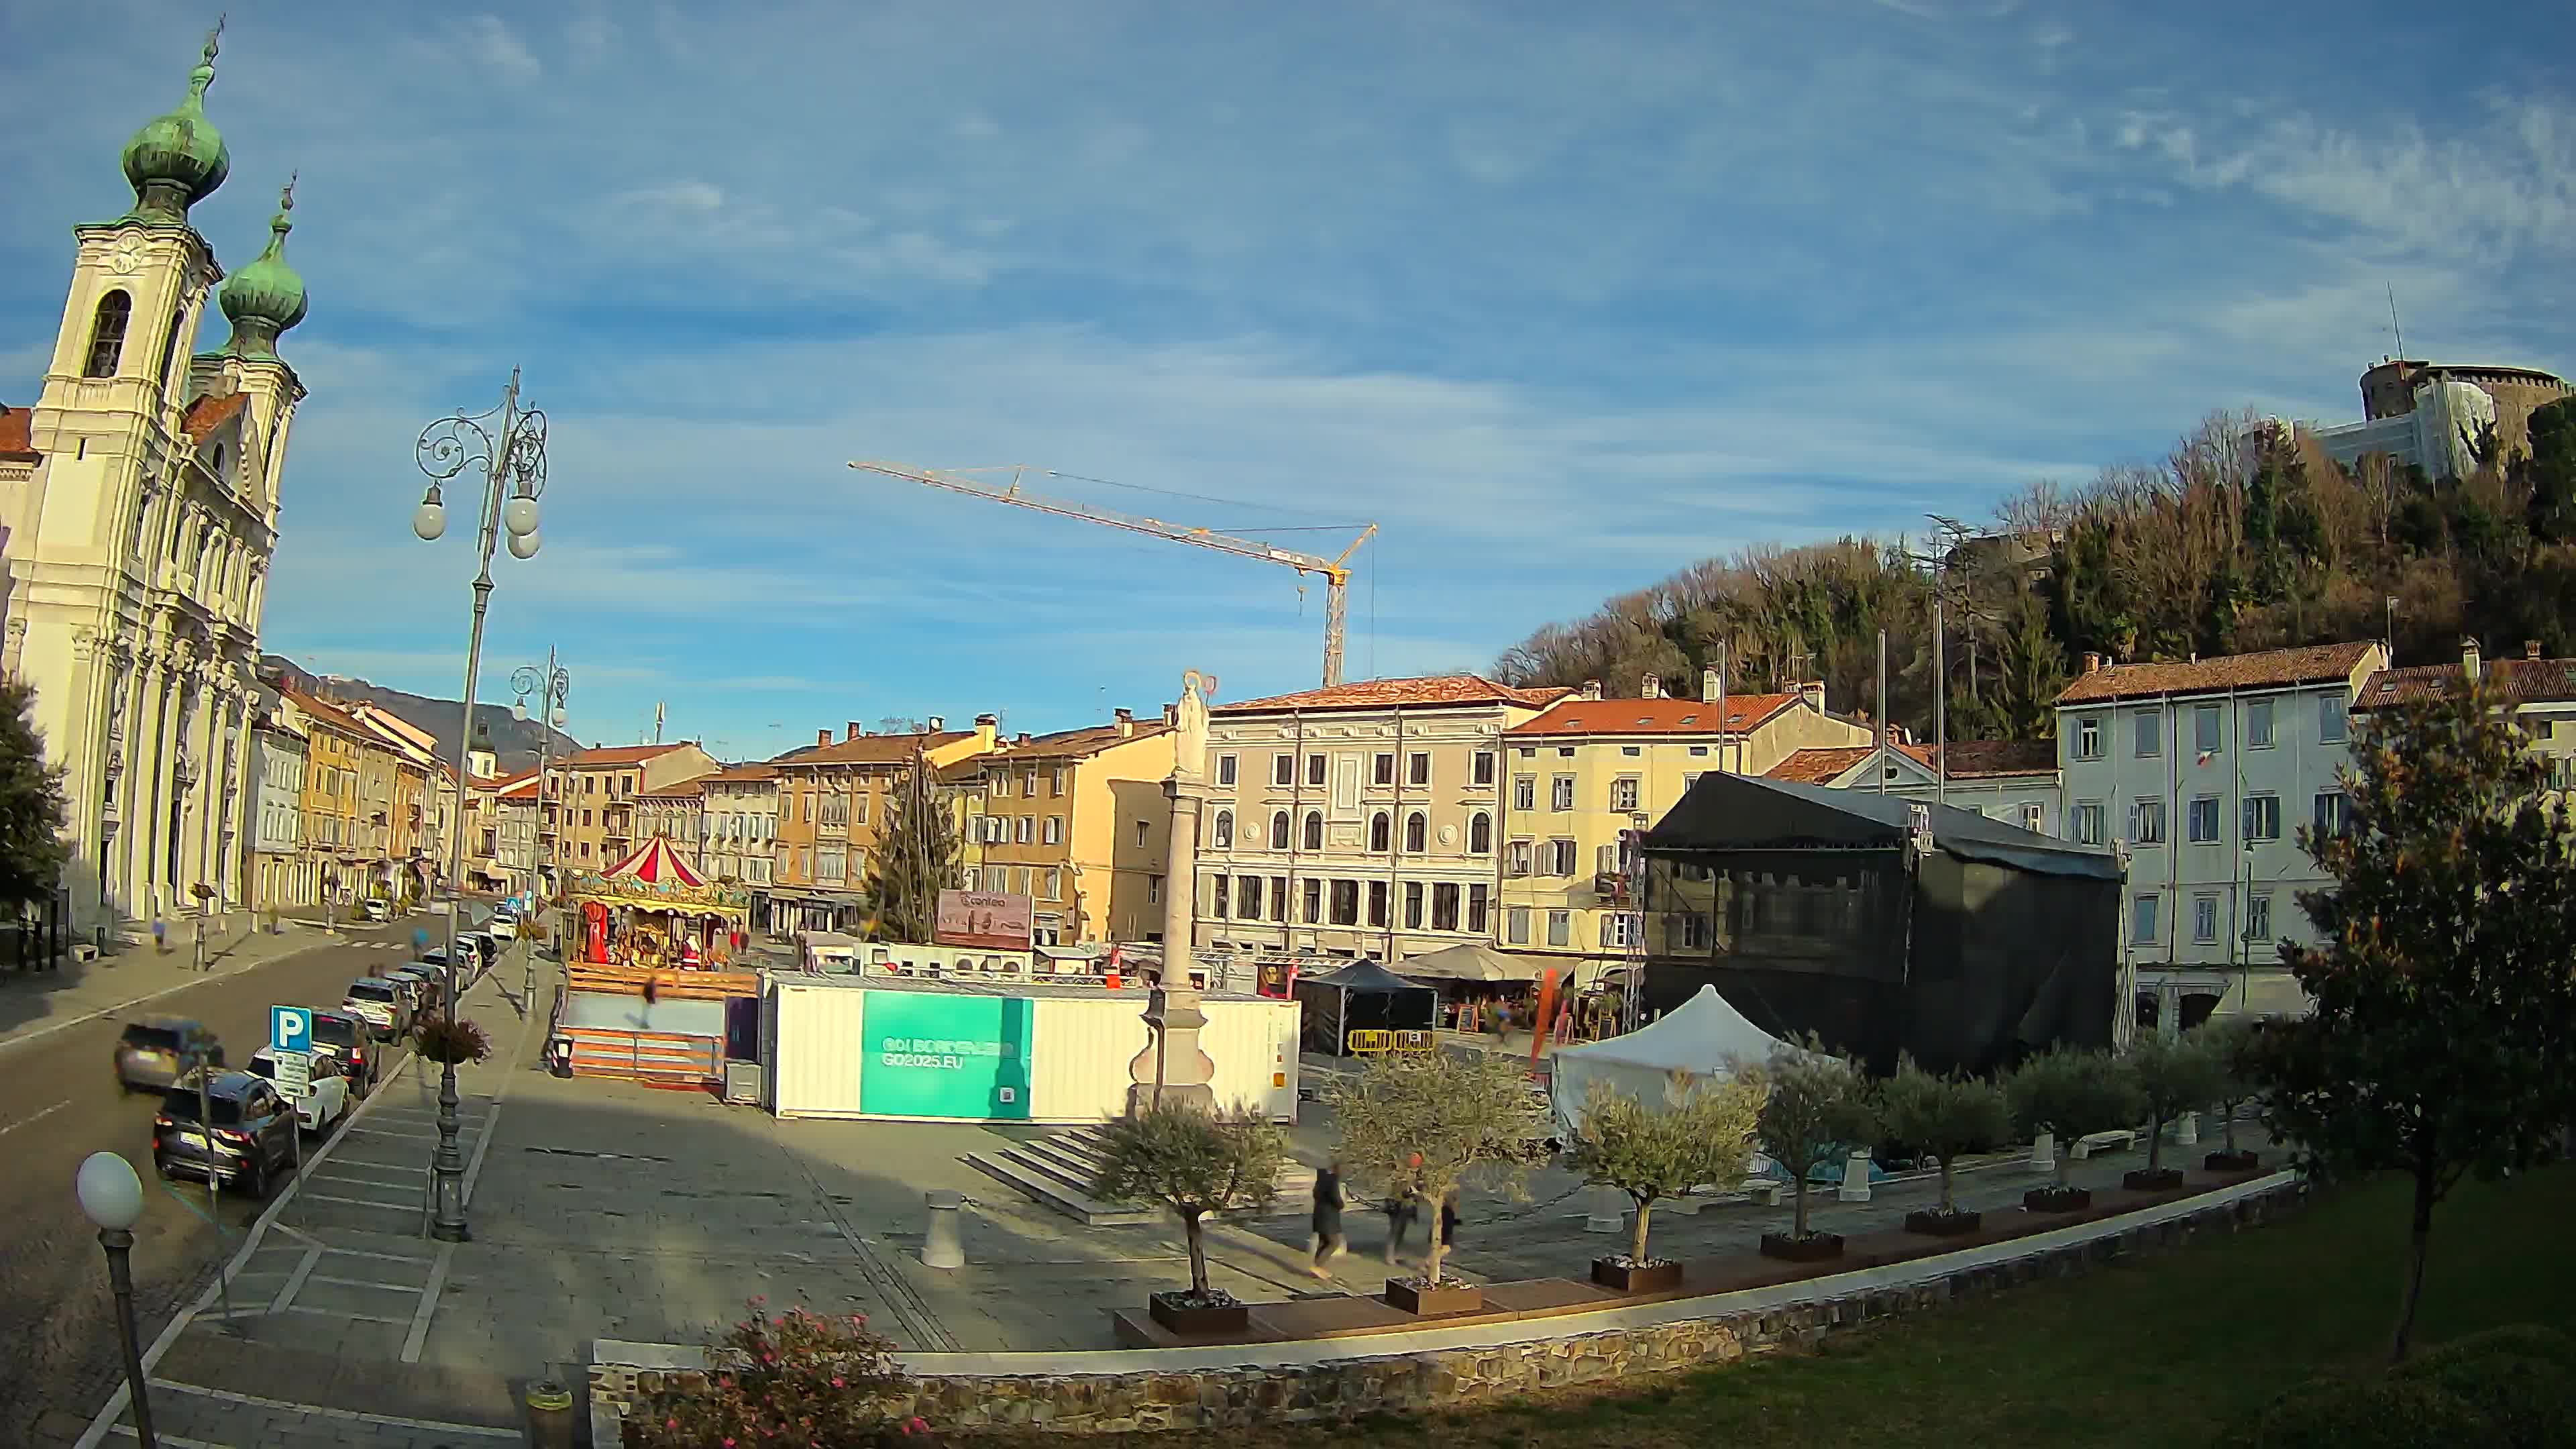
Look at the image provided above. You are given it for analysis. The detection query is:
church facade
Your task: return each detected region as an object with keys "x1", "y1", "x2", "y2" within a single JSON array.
[{"x1": 0, "y1": 22, "x2": 310, "y2": 931}]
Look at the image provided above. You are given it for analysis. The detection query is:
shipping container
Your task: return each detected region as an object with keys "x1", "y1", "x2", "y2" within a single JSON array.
[{"x1": 767, "y1": 976, "x2": 1299, "y2": 1123}]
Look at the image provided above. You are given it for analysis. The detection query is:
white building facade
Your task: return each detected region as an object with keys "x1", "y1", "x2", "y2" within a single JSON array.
[
  {"x1": 1774, "y1": 739, "x2": 2062, "y2": 837},
  {"x1": 0, "y1": 30, "x2": 309, "y2": 930},
  {"x1": 2053, "y1": 641, "x2": 2387, "y2": 1035},
  {"x1": 245, "y1": 704, "x2": 307, "y2": 911},
  {"x1": 492, "y1": 772, "x2": 540, "y2": 896}
]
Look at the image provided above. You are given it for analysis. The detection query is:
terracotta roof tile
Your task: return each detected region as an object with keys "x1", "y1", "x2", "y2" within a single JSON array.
[
  {"x1": 180, "y1": 391, "x2": 248, "y2": 441},
  {"x1": 775, "y1": 731, "x2": 973, "y2": 769},
  {"x1": 0, "y1": 404, "x2": 38, "y2": 462},
  {"x1": 1507, "y1": 694, "x2": 1800, "y2": 737},
  {"x1": 2353, "y1": 656, "x2": 2576, "y2": 710},
  {"x1": 1216, "y1": 674, "x2": 1570, "y2": 714},
  {"x1": 708, "y1": 763, "x2": 779, "y2": 783},
  {"x1": 2055, "y1": 641, "x2": 2381, "y2": 706},
  {"x1": 985, "y1": 721, "x2": 1172, "y2": 762},
  {"x1": 567, "y1": 743, "x2": 696, "y2": 767},
  {"x1": 639, "y1": 777, "x2": 709, "y2": 798},
  {"x1": 1766, "y1": 747, "x2": 1878, "y2": 784}
]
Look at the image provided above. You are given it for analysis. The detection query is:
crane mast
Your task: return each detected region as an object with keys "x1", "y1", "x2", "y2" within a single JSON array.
[{"x1": 849, "y1": 461, "x2": 1376, "y2": 686}]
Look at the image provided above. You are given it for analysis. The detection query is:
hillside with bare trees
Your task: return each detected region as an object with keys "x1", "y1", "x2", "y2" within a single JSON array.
[{"x1": 1492, "y1": 399, "x2": 2576, "y2": 745}]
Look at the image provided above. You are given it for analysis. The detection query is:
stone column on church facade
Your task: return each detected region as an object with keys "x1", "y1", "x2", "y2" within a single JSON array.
[{"x1": 63, "y1": 627, "x2": 105, "y2": 926}]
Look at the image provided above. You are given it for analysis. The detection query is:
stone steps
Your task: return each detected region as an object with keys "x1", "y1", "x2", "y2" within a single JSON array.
[{"x1": 963, "y1": 1124, "x2": 1320, "y2": 1226}]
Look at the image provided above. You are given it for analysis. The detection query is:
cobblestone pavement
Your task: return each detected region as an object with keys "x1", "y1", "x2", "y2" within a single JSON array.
[{"x1": 0, "y1": 917, "x2": 460, "y2": 1448}]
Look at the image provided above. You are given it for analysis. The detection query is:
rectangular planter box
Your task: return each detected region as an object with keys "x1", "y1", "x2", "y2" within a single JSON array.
[
  {"x1": 1590, "y1": 1257, "x2": 1684, "y2": 1294},
  {"x1": 1758, "y1": 1231, "x2": 1845, "y2": 1263},
  {"x1": 2024, "y1": 1186, "x2": 2093, "y2": 1214},
  {"x1": 2123, "y1": 1167, "x2": 2186, "y2": 1191},
  {"x1": 1148, "y1": 1291, "x2": 1249, "y2": 1337},
  {"x1": 1903, "y1": 1208, "x2": 1983, "y2": 1237},
  {"x1": 1384, "y1": 1278, "x2": 1485, "y2": 1317},
  {"x1": 2205, "y1": 1150, "x2": 2261, "y2": 1173}
]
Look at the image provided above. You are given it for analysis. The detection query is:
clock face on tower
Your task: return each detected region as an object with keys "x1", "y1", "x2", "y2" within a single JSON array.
[{"x1": 108, "y1": 235, "x2": 145, "y2": 277}]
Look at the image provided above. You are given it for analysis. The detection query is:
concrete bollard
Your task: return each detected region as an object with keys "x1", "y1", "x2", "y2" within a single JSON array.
[
  {"x1": 1837, "y1": 1149, "x2": 1872, "y2": 1202},
  {"x1": 1583, "y1": 1184, "x2": 1625, "y2": 1234},
  {"x1": 2030, "y1": 1130, "x2": 2055, "y2": 1175},
  {"x1": 2176, "y1": 1111, "x2": 2200, "y2": 1146},
  {"x1": 922, "y1": 1190, "x2": 965, "y2": 1269}
]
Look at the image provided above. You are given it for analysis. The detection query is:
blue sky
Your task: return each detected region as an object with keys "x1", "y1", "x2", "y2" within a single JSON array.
[{"x1": 3, "y1": 1, "x2": 2570, "y2": 763}]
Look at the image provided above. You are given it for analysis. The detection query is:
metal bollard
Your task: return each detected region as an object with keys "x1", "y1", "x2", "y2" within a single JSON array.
[
  {"x1": 523, "y1": 1379, "x2": 575, "y2": 1449},
  {"x1": 922, "y1": 1190, "x2": 965, "y2": 1269},
  {"x1": 1837, "y1": 1148, "x2": 1872, "y2": 1202}
]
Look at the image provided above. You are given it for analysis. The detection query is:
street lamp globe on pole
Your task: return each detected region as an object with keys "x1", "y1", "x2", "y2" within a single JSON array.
[
  {"x1": 411, "y1": 369, "x2": 549, "y2": 1242},
  {"x1": 512, "y1": 653, "x2": 570, "y2": 916},
  {"x1": 76, "y1": 1150, "x2": 157, "y2": 1448}
]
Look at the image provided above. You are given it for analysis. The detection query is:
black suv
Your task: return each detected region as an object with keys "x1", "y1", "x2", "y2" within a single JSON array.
[
  {"x1": 307, "y1": 1010, "x2": 376, "y2": 1095},
  {"x1": 153, "y1": 1071, "x2": 299, "y2": 1196}
]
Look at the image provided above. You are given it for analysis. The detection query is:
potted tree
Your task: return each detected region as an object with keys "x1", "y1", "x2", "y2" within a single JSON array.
[
  {"x1": 1564, "y1": 1070, "x2": 1764, "y2": 1292},
  {"x1": 1879, "y1": 1057, "x2": 2012, "y2": 1236},
  {"x1": 2198, "y1": 1019, "x2": 2265, "y2": 1172},
  {"x1": 2007, "y1": 1046, "x2": 2144, "y2": 1213},
  {"x1": 1755, "y1": 1038, "x2": 1879, "y2": 1263},
  {"x1": 1328, "y1": 1050, "x2": 1555, "y2": 1316},
  {"x1": 1089, "y1": 1102, "x2": 1285, "y2": 1336},
  {"x1": 2123, "y1": 1031, "x2": 2223, "y2": 1190}
]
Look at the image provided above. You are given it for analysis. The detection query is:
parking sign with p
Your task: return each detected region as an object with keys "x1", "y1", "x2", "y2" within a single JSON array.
[{"x1": 271, "y1": 1005, "x2": 311, "y2": 1055}]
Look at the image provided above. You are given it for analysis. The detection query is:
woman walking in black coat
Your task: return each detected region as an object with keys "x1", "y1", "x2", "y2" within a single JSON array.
[{"x1": 1308, "y1": 1162, "x2": 1348, "y2": 1277}]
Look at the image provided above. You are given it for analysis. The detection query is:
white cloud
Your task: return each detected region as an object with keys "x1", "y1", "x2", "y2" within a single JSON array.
[
  {"x1": 457, "y1": 16, "x2": 541, "y2": 81},
  {"x1": 614, "y1": 181, "x2": 724, "y2": 213}
]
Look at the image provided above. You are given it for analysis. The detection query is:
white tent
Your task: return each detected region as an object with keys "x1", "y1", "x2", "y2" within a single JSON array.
[{"x1": 1548, "y1": 984, "x2": 1794, "y2": 1130}]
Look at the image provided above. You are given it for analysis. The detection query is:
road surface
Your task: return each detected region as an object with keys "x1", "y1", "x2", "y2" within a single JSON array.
[{"x1": 0, "y1": 918, "x2": 464, "y2": 1440}]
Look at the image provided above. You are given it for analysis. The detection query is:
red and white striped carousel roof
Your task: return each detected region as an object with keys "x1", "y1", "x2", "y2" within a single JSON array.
[{"x1": 600, "y1": 835, "x2": 706, "y2": 888}]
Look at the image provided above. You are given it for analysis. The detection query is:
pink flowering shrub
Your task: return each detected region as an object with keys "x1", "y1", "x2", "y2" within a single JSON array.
[{"x1": 628, "y1": 1299, "x2": 920, "y2": 1448}]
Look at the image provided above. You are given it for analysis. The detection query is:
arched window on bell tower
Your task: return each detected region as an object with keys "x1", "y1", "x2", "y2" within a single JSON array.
[
  {"x1": 157, "y1": 306, "x2": 187, "y2": 393},
  {"x1": 85, "y1": 290, "x2": 133, "y2": 378}
]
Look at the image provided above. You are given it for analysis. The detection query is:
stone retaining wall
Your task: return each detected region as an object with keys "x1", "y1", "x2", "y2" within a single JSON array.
[{"x1": 592, "y1": 1175, "x2": 2305, "y2": 1440}]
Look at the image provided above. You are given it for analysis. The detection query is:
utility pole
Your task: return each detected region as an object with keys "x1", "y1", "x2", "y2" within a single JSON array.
[
  {"x1": 1874, "y1": 629, "x2": 1890, "y2": 792},
  {"x1": 1933, "y1": 599, "x2": 1947, "y2": 808}
]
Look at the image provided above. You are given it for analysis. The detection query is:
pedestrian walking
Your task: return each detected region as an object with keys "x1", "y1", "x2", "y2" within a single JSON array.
[
  {"x1": 151, "y1": 915, "x2": 166, "y2": 955},
  {"x1": 1381, "y1": 1194, "x2": 1418, "y2": 1265},
  {"x1": 1307, "y1": 1161, "x2": 1347, "y2": 1278},
  {"x1": 1439, "y1": 1186, "x2": 1461, "y2": 1252}
]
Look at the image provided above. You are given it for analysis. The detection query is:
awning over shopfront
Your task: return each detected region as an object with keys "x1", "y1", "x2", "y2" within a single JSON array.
[{"x1": 1396, "y1": 943, "x2": 1554, "y2": 983}]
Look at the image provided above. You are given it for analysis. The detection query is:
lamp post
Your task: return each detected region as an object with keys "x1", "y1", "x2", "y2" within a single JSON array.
[
  {"x1": 412, "y1": 369, "x2": 548, "y2": 1242},
  {"x1": 513, "y1": 651, "x2": 570, "y2": 959},
  {"x1": 76, "y1": 1150, "x2": 156, "y2": 1448}
]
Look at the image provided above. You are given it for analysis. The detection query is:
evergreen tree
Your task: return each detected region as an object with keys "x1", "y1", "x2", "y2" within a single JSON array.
[
  {"x1": 2253, "y1": 673, "x2": 2576, "y2": 1361},
  {"x1": 1990, "y1": 592, "x2": 2069, "y2": 741},
  {"x1": 2524, "y1": 396, "x2": 2576, "y2": 545},
  {"x1": 857, "y1": 757, "x2": 960, "y2": 943},
  {"x1": 0, "y1": 676, "x2": 70, "y2": 906}
]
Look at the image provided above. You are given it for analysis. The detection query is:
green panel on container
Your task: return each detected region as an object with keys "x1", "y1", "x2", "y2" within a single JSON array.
[{"x1": 858, "y1": 991, "x2": 1034, "y2": 1120}]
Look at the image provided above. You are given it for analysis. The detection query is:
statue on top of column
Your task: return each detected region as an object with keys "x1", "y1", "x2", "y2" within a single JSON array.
[{"x1": 1175, "y1": 669, "x2": 1216, "y2": 782}]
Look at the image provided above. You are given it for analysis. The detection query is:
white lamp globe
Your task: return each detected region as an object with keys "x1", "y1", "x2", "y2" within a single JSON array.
[
  {"x1": 550, "y1": 707, "x2": 567, "y2": 728},
  {"x1": 502, "y1": 495, "x2": 540, "y2": 537},
  {"x1": 412, "y1": 499, "x2": 447, "y2": 541},
  {"x1": 506, "y1": 529, "x2": 540, "y2": 560},
  {"x1": 512, "y1": 700, "x2": 528, "y2": 722},
  {"x1": 76, "y1": 1151, "x2": 144, "y2": 1230}
]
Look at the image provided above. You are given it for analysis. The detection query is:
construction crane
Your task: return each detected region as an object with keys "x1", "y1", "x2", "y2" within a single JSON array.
[{"x1": 849, "y1": 461, "x2": 1377, "y2": 686}]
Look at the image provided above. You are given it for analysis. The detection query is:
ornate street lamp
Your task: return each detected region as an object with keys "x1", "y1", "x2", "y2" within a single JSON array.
[
  {"x1": 411, "y1": 369, "x2": 547, "y2": 1241},
  {"x1": 513, "y1": 651, "x2": 570, "y2": 924}
]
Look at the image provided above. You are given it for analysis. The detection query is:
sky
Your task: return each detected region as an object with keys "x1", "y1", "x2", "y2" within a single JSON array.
[{"x1": 2, "y1": 1, "x2": 2570, "y2": 763}]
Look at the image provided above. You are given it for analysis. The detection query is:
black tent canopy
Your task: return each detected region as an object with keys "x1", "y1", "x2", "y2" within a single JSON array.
[
  {"x1": 1641, "y1": 772, "x2": 2121, "y2": 1075},
  {"x1": 1294, "y1": 960, "x2": 1438, "y2": 1058}
]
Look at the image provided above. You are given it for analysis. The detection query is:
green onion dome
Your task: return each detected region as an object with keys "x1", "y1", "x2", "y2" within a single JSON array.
[{"x1": 120, "y1": 23, "x2": 231, "y2": 225}]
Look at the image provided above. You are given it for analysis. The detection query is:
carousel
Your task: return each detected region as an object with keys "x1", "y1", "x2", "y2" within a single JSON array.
[{"x1": 566, "y1": 836, "x2": 751, "y2": 971}]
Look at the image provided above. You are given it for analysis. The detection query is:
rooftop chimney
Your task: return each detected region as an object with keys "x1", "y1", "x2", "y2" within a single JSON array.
[
  {"x1": 1579, "y1": 680, "x2": 1603, "y2": 701},
  {"x1": 2463, "y1": 637, "x2": 2482, "y2": 684},
  {"x1": 1640, "y1": 674, "x2": 1662, "y2": 700},
  {"x1": 2528, "y1": 640, "x2": 2544, "y2": 661},
  {"x1": 816, "y1": 729, "x2": 832, "y2": 747},
  {"x1": 1016, "y1": 733, "x2": 1032, "y2": 746},
  {"x1": 926, "y1": 714, "x2": 945, "y2": 732},
  {"x1": 1702, "y1": 666, "x2": 1720, "y2": 701},
  {"x1": 973, "y1": 712, "x2": 999, "y2": 750},
  {"x1": 846, "y1": 721, "x2": 863, "y2": 742},
  {"x1": 1114, "y1": 707, "x2": 1135, "y2": 737},
  {"x1": 1800, "y1": 680, "x2": 1825, "y2": 714},
  {"x1": 1161, "y1": 702, "x2": 1177, "y2": 728},
  {"x1": 2082, "y1": 651, "x2": 2102, "y2": 675}
]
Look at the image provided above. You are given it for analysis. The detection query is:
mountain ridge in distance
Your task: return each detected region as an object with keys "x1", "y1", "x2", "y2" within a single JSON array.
[{"x1": 257, "y1": 653, "x2": 582, "y2": 775}]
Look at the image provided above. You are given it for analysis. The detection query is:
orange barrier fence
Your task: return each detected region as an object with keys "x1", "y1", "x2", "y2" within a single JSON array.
[{"x1": 557, "y1": 1026, "x2": 722, "y2": 1086}]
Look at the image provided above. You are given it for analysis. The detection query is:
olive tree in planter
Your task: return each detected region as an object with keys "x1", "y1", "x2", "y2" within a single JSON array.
[
  {"x1": 1878, "y1": 1057, "x2": 2011, "y2": 1236},
  {"x1": 1754, "y1": 1038, "x2": 1879, "y2": 1263},
  {"x1": 2123, "y1": 1031, "x2": 2224, "y2": 1189},
  {"x1": 1089, "y1": 1102, "x2": 1285, "y2": 1336},
  {"x1": 1328, "y1": 1049, "x2": 1555, "y2": 1316},
  {"x1": 1564, "y1": 1070, "x2": 1764, "y2": 1292},
  {"x1": 2196, "y1": 1018, "x2": 2265, "y2": 1171},
  {"x1": 2006, "y1": 1046, "x2": 2143, "y2": 1213}
]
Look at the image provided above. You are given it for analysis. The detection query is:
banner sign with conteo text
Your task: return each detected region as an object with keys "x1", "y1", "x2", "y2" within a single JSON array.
[
  {"x1": 935, "y1": 890, "x2": 1035, "y2": 951},
  {"x1": 858, "y1": 991, "x2": 1033, "y2": 1120}
]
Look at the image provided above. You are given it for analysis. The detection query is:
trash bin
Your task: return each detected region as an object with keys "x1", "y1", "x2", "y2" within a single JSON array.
[{"x1": 523, "y1": 1379, "x2": 575, "y2": 1449}]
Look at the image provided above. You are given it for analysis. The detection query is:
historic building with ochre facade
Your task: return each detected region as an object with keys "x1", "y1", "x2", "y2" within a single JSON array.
[{"x1": 0, "y1": 23, "x2": 310, "y2": 930}]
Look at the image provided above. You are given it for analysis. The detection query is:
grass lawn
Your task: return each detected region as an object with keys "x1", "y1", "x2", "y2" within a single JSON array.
[{"x1": 1048, "y1": 1165, "x2": 2575, "y2": 1449}]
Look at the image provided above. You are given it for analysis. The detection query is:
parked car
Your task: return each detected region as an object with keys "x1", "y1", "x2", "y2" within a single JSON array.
[
  {"x1": 341, "y1": 977, "x2": 411, "y2": 1039},
  {"x1": 387, "y1": 964, "x2": 443, "y2": 1015},
  {"x1": 307, "y1": 1010, "x2": 376, "y2": 1095},
  {"x1": 154, "y1": 1071, "x2": 300, "y2": 1195},
  {"x1": 485, "y1": 914, "x2": 516, "y2": 942},
  {"x1": 244, "y1": 1048, "x2": 352, "y2": 1134},
  {"x1": 114, "y1": 1015, "x2": 222, "y2": 1093},
  {"x1": 362, "y1": 898, "x2": 392, "y2": 922},
  {"x1": 460, "y1": 932, "x2": 498, "y2": 971}
]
